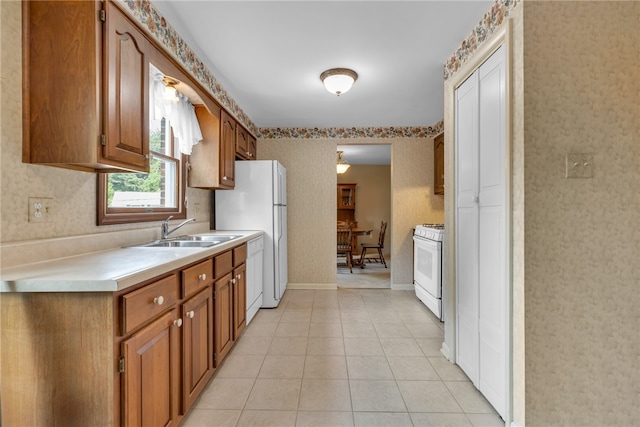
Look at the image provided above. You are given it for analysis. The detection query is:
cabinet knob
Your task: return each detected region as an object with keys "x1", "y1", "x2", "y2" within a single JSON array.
[
  {"x1": 222, "y1": 176, "x2": 228, "y2": 181},
  {"x1": 198, "y1": 273, "x2": 207, "y2": 281},
  {"x1": 153, "y1": 296, "x2": 164, "y2": 305},
  {"x1": 472, "y1": 196, "x2": 479, "y2": 204},
  {"x1": 231, "y1": 278, "x2": 236, "y2": 285},
  {"x1": 236, "y1": 274, "x2": 241, "y2": 280},
  {"x1": 186, "y1": 310, "x2": 195, "y2": 319},
  {"x1": 174, "y1": 318, "x2": 183, "y2": 327}
]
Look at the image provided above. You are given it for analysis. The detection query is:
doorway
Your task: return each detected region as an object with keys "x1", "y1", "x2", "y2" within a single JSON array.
[{"x1": 335, "y1": 144, "x2": 391, "y2": 289}]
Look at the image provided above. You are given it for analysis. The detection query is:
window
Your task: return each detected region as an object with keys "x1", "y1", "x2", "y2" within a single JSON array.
[{"x1": 98, "y1": 115, "x2": 187, "y2": 225}]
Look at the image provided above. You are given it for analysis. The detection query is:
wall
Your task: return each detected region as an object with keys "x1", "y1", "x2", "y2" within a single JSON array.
[
  {"x1": 445, "y1": 1, "x2": 639, "y2": 425},
  {"x1": 522, "y1": 2, "x2": 639, "y2": 425},
  {"x1": 0, "y1": 1, "x2": 212, "y2": 267},
  {"x1": 258, "y1": 137, "x2": 443, "y2": 288},
  {"x1": 337, "y1": 165, "x2": 391, "y2": 257}
]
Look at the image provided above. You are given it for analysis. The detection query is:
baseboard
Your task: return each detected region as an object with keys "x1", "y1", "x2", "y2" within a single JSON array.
[
  {"x1": 391, "y1": 283, "x2": 414, "y2": 291},
  {"x1": 440, "y1": 342, "x2": 453, "y2": 361},
  {"x1": 287, "y1": 283, "x2": 338, "y2": 290}
]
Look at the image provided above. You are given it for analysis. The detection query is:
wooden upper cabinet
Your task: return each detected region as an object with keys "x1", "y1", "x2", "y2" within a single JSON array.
[
  {"x1": 103, "y1": 2, "x2": 150, "y2": 171},
  {"x1": 434, "y1": 133, "x2": 445, "y2": 195},
  {"x1": 235, "y1": 126, "x2": 249, "y2": 160},
  {"x1": 220, "y1": 111, "x2": 236, "y2": 188},
  {"x1": 22, "y1": 1, "x2": 150, "y2": 173},
  {"x1": 248, "y1": 135, "x2": 257, "y2": 160},
  {"x1": 189, "y1": 106, "x2": 237, "y2": 190},
  {"x1": 337, "y1": 184, "x2": 356, "y2": 209},
  {"x1": 234, "y1": 126, "x2": 256, "y2": 160}
]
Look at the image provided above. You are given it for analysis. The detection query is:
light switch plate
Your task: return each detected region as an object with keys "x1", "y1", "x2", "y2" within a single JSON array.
[{"x1": 565, "y1": 154, "x2": 594, "y2": 178}]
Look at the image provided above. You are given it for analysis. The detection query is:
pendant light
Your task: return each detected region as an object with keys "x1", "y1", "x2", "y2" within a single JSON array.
[{"x1": 337, "y1": 151, "x2": 350, "y2": 174}]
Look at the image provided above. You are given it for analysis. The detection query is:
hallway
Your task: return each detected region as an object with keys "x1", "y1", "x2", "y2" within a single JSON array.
[{"x1": 182, "y1": 289, "x2": 502, "y2": 426}]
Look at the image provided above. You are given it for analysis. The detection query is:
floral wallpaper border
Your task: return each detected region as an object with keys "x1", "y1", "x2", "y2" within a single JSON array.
[
  {"x1": 444, "y1": 0, "x2": 520, "y2": 80},
  {"x1": 120, "y1": 0, "x2": 506, "y2": 140},
  {"x1": 259, "y1": 121, "x2": 444, "y2": 139}
]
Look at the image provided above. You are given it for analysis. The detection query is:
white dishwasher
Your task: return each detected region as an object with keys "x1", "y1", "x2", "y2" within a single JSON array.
[{"x1": 246, "y1": 235, "x2": 264, "y2": 324}]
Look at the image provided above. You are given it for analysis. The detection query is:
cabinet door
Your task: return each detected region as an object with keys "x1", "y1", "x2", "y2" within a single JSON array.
[
  {"x1": 182, "y1": 287, "x2": 213, "y2": 413},
  {"x1": 248, "y1": 135, "x2": 257, "y2": 160},
  {"x1": 434, "y1": 133, "x2": 445, "y2": 195},
  {"x1": 22, "y1": 1, "x2": 102, "y2": 169},
  {"x1": 103, "y1": 2, "x2": 150, "y2": 172},
  {"x1": 214, "y1": 273, "x2": 234, "y2": 366},
  {"x1": 121, "y1": 309, "x2": 180, "y2": 427},
  {"x1": 455, "y1": 45, "x2": 507, "y2": 418},
  {"x1": 337, "y1": 185, "x2": 356, "y2": 209},
  {"x1": 235, "y1": 126, "x2": 249, "y2": 160},
  {"x1": 233, "y1": 263, "x2": 247, "y2": 339},
  {"x1": 220, "y1": 111, "x2": 236, "y2": 188}
]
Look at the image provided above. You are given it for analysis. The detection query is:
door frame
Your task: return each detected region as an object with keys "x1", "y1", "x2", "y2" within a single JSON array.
[{"x1": 443, "y1": 21, "x2": 513, "y2": 424}]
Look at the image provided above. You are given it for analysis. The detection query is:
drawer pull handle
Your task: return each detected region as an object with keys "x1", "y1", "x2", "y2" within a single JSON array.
[
  {"x1": 174, "y1": 318, "x2": 183, "y2": 327},
  {"x1": 153, "y1": 296, "x2": 164, "y2": 306},
  {"x1": 187, "y1": 310, "x2": 195, "y2": 319},
  {"x1": 198, "y1": 273, "x2": 207, "y2": 281}
]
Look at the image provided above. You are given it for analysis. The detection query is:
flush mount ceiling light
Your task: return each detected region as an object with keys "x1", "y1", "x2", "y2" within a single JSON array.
[
  {"x1": 320, "y1": 68, "x2": 358, "y2": 96},
  {"x1": 336, "y1": 151, "x2": 350, "y2": 174},
  {"x1": 162, "y1": 76, "x2": 180, "y2": 103}
]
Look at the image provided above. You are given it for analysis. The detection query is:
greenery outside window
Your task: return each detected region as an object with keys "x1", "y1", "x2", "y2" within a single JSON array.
[{"x1": 98, "y1": 115, "x2": 187, "y2": 225}]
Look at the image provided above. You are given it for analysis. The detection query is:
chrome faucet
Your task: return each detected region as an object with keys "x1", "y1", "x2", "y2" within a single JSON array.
[{"x1": 161, "y1": 216, "x2": 196, "y2": 239}]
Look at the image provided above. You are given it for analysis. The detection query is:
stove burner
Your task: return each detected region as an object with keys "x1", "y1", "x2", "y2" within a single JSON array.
[{"x1": 422, "y1": 223, "x2": 444, "y2": 229}]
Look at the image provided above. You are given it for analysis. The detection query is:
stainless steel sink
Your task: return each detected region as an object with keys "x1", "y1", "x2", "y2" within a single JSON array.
[
  {"x1": 128, "y1": 234, "x2": 242, "y2": 248},
  {"x1": 179, "y1": 234, "x2": 242, "y2": 242},
  {"x1": 137, "y1": 240, "x2": 218, "y2": 248}
]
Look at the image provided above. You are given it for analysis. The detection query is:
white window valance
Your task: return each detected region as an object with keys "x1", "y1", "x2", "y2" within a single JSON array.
[{"x1": 150, "y1": 68, "x2": 203, "y2": 155}]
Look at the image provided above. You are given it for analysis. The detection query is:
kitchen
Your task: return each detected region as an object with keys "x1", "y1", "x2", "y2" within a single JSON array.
[{"x1": 1, "y1": 1, "x2": 638, "y2": 427}]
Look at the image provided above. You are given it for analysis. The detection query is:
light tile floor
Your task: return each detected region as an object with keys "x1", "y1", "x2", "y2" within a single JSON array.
[{"x1": 182, "y1": 289, "x2": 503, "y2": 427}]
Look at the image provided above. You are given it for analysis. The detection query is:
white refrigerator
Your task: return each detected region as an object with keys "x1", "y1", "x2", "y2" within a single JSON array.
[{"x1": 215, "y1": 160, "x2": 288, "y2": 308}]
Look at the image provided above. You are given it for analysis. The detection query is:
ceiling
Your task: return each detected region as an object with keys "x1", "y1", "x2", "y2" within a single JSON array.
[
  {"x1": 338, "y1": 144, "x2": 390, "y2": 165},
  {"x1": 151, "y1": 0, "x2": 493, "y2": 131}
]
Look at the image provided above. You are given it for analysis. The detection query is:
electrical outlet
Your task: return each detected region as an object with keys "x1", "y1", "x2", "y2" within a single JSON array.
[
  {"x1": 28, "y1": 197, "x2": 53, "y2": 223},
  {"x1": 565, "y1": 154, "x2": 594, "y2": 178}
]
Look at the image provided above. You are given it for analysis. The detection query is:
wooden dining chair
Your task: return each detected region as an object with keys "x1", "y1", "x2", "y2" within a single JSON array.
[
  {"x1": 359, "y1": 221, "x2": 387, "y2": 268},
  {"x1": 337, "y1": 227, "x2": 354, "y2": 273}
]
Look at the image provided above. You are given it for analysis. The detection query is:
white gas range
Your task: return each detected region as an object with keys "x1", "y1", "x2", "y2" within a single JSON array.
[{"x1": 413, "y1": 224, "x2": 444, "y2": 320}]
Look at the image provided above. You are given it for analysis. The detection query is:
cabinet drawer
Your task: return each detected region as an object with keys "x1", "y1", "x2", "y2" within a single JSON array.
[
  {"x1": 233, "y1": 244, "x2": 247, "y2": 266},
  {"x1": 182, "y1": 259, "x2": 213, "y2": 298},
  {"x1": 214, "y1": 250, "x2": 233, "y2": 279},
  {"x1": 121, "y1": 274, "x2": 180, "y2": 335}
]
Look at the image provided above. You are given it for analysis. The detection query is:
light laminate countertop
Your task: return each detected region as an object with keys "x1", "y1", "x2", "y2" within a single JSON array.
[{"x1": 0, "y1": 230, "x2": 263, "y2": 293}]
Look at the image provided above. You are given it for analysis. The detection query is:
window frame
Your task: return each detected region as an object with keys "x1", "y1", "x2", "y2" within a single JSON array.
[{"x1": 97, "y1": 127, "x2": 187, "y2": 226}]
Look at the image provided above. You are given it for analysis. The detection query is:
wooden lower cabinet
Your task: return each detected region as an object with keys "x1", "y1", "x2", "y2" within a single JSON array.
[
  {"x1": 213, "y1": 272, "x2": 234, "y2": 366},
  {"x1": 121, "y1": 308, "x2": 180, "y2": 427},
  {"x1": 233, "y1": 263, "x2": 247, "y2": 339},
  {"x1": 0, "y1": 241, "x2": 254, "y2": 426},
  {"x1": 181, "y1": 287, "x2": 214, "y2": 413}
]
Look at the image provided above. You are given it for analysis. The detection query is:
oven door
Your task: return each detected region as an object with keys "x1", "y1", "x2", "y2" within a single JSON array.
[{"x1": 413, "y1": 235, "x2": 442, "y2": 318}]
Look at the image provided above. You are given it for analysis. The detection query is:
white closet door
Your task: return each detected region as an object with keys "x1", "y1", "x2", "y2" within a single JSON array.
[
  {"x1": 477, "y1": 45, "x2": 506, "y2": 417},
  {"x1": 455, "y1": 45, "x2": 506, "y2": 418},
  {"x1": 455, "y1": 72, "x2": 479, "y2": 385}
]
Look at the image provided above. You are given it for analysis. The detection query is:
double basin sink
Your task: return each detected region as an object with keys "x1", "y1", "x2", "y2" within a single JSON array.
[{"x1": 132, "y1": 234, "x2": 242, "y2": 248}]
